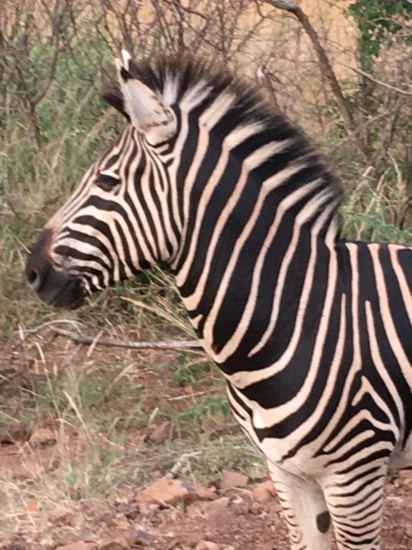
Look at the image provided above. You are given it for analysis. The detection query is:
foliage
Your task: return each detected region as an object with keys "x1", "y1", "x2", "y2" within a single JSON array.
[
  {"x1": 178, "y1": 395, "x2": 231, "y2": 423},
  {"x1": 348, "y1": 0, "x2": 411, "y2": 68},
  {"x1": 172, "y1": 354, "x2": 212, "y2": 387},
  {"x1": 334, "y1": 0, "x2": 412, "y2": 227}
]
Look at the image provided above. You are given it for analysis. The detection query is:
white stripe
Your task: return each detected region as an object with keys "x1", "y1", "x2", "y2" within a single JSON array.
[
  {"x1": 389, "y1": 244, "x2": 412, "y2": 324},
  {"x1": 369, "y1": 243, "x2": 412, "y2": 379}
]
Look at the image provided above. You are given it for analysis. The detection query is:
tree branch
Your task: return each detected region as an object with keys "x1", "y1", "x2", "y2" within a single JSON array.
[{"x1": 262, "y1": 0, "x2": 368, "y2": 155}]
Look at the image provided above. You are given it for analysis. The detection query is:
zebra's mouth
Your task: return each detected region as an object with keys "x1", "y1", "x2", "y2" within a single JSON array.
[
  {"x1": 25, "y1": 228, "x2": 88, "y2": 310},
  {"x1": 34, "y1": 274, "x2": 87, "y2": 310},
  {"x1": 46, "y1": 278, "x2": 87, "y2": 310}
]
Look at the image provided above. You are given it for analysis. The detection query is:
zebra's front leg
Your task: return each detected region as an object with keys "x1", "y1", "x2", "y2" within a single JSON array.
[
  {"x1": 267, "y1": 461, "x2": 332, "y2": 550},
  {"x1": 323, "y1": 463, "x2": 387, "y2": 550}
]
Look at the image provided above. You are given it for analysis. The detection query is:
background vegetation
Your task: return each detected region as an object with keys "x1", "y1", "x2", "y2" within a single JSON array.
[{"x1": 0, "y1": 0, "x2": 411, "y2": 544}]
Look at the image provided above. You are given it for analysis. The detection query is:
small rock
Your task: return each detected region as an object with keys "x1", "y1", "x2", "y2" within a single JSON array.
[
  {"x1": 194, "y1": 484, "x2": 217, "y2": 501},
  {"x1": 230, "y1": 494, "x2": 251, "y2": 515},
  {"x1": 136, "y1": 477, "x2": 188, "y2": 504},
  {"x1": 56, "y1": 543, "x2": 96, "y2": 550},
  {"x1": 195, "y1": 542, "x2": 220, "y2": 550},
  {"x1": 220, "y1": 469, "x2": 248, "y2": 490},
  {"x1": 99, "y1": 537, "x2": 130, "y2": 550},
  {"x1": 260, "y1": 479, "x2": 276, "y2": 495},
  {"x1": 252, "y1": 484, "x2": 271, "y2": 504},
  {"x1": 182, "y1": 483, "x2": 216, "y2": 507},
  {"x1": 205, "y1": 496, "x2": 230, "y2": 514},
  {"x1": 252, "y1": 480, "x2": 276, "y2": 504},
  {"x1": 29, "y1": 428, "x2": 56, "y2": 447},
  {"x1": 148, "y1": 421, "x2": 171, "y2": 443},
  {"x1": 128, "y1": 530, "x2": 155, "y2": 546}
]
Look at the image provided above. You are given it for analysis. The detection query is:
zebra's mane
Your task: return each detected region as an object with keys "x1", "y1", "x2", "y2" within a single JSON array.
[{"x1": 104, "y1": 54, "x2": 345, "y2": 241}]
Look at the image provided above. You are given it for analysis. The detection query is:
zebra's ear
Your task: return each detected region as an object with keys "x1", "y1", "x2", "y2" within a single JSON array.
[
  {"x1": 102, "y1": 86, "x2": 130, "y2": 120},
  {"x1": 115, "y1": 50, "x2": 177, "y2": 144}
]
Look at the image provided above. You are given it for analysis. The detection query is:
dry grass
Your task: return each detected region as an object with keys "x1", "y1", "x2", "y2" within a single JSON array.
[
  {"x1": 0, "y1": 313, "x2": 262, "y2": 545},
  {"x1": 0, "y1": 282, "x2": 262, "y2": 544}
]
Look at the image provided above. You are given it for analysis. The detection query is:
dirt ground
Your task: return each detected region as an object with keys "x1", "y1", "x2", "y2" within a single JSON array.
[
  {"x1": 1, "y1": 330, "x2": 412, "y2": 550},
  {"x1": 1, "y1": 457, "x2": 412, "y2": 550}
]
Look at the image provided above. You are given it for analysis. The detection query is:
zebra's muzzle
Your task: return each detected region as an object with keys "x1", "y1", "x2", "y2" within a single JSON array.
[{"x1": 26, "y1": 229, "x2": 86, "y2": 310}]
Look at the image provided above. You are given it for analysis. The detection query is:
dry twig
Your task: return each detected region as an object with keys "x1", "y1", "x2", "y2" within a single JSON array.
[
  {"x1": 52, "y1": 328, "x2": 204, "y2": 353},
  {"x1": 166, "y1": 450, "x2": 202, "y2": 479},
  {"x1": 17, "y1": 319, "x2": 86, "y2": 338}
]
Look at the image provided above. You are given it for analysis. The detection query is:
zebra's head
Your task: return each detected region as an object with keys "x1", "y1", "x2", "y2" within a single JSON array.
[
  {"x1": 26, "y1": 51, "x2": 180, "y2": 309},
  {"x1": 26, "y1": 50, "x2": 343, "y2": 310}
]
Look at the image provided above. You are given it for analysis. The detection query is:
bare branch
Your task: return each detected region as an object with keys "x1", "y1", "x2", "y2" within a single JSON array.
[
  {"x1": 262, "y1": 0, "x2": 367, "y2": 155},
  {"x1": 52, "y1": 328, "x2": 204, "y2": 353},
  {"x1": 334, "y1": 57, "x2": 412, "y2": 96}
]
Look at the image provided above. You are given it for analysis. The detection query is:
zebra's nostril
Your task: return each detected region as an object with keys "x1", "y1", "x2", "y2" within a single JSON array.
[{"x1": 27, "y1": 268, "x2": 39, "y2": 288}]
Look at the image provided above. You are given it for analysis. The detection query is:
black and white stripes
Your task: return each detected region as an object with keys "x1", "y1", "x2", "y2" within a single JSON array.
[{"x1": 26, "y1": 51, "x2": 412, "y2": 550}]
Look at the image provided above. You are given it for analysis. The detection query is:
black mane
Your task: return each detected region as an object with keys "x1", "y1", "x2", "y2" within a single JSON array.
[{"x1": 104, "y1": 53, "x2": 345, "y2": 241}]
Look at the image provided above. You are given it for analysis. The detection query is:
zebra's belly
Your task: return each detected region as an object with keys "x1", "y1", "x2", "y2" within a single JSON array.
[
  {"x1": 229, "y1": 389, "x2": 406, "y2": 480},
  {"x1": 236, "y1": 407, "x2": 405, "y2": 482},
  {"x1": 230, "y1": 401, "x2": 329, "y2": 477}
]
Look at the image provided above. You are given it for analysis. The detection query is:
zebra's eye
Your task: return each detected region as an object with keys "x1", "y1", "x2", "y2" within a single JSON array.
[{"x1": 95, "y1": 173, "x2": 120, "y2": 191}]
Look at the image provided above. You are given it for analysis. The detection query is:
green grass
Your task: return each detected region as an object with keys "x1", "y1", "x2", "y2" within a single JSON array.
[
  {"x1": 342, "y1": 177, "x2": 412, "y2": 245},
  {"x1": 0, "y1": 27, "x2": 117, "y2": 333}
]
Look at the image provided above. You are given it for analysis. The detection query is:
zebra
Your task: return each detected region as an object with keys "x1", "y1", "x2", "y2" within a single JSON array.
[{"x1": 25, "y1": 50, "x2": 412, "y2": 550}]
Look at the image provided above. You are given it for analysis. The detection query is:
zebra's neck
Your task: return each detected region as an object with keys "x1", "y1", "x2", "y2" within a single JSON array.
[
  {"x1": 144, "y1": 56, "x2": 347, "y2": 373},
  {"x1": 170, "y1": 113, "x2": 342, "y2": 374},
  {"x1": 149, "y1": 55, "x2": 344, "y2": 246}
]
